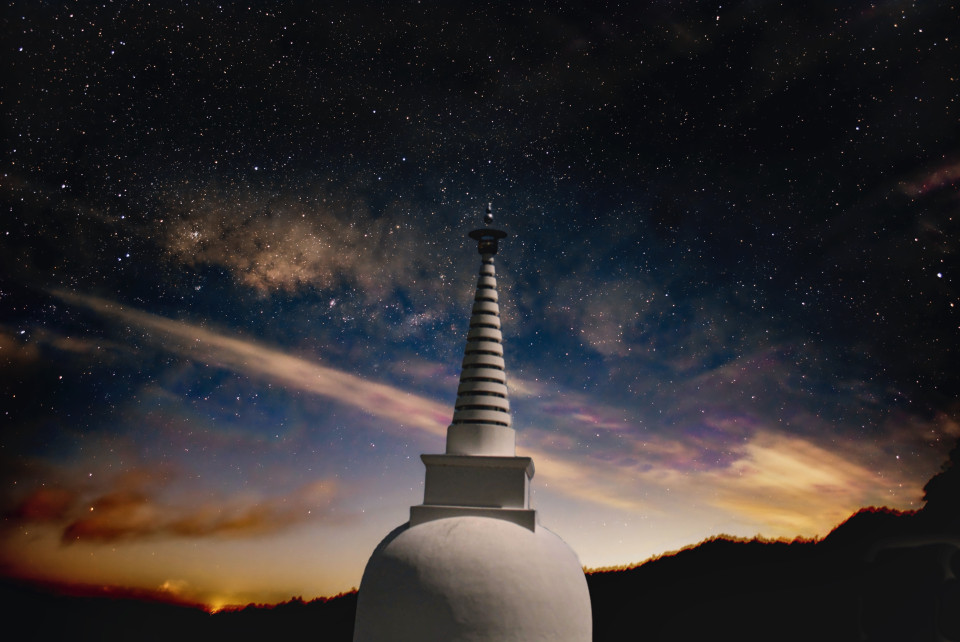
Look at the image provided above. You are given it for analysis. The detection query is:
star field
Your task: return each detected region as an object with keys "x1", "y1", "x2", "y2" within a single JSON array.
[{"x1": 1, "y1": 1, "x2": 958, "y2": 606}]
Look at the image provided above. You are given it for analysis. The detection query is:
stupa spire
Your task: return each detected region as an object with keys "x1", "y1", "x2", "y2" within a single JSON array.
[
  {"x1": 446, "y1": 204, "x2": 515, "y2": 456},
  {"x1": 409, "y1": 204, "x2": 535, "y2": 531}
]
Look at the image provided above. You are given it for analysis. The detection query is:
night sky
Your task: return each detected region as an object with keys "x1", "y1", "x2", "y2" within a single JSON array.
[{"x1": 2, "y1": 1, "x2": 958, "y2": 608}]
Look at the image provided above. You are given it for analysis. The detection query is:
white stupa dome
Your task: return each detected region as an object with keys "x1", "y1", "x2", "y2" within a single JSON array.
[{"x1": 353, "y1": 516, "x2": 592, "y2": 641}]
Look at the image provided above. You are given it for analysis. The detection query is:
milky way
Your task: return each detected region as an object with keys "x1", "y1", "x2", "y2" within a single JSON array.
[{"x1": 1, "y1": 1, "x2": 958, "y2": 606}]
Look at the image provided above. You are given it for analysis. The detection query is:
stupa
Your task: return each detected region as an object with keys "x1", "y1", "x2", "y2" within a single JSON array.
[{"x1": 353, "y1": 206, "x2": 592, "y2": 641}]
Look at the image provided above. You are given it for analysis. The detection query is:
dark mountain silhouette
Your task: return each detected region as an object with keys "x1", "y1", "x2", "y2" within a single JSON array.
[
  {"x1": 4, "y1": 440, "x2": 958, "y2": 641},
  {"x1": 588, "y1": 440, "x2": 960, "y2": 641},
  {"x1": 921, "y1": 438, "x2": 960, "y2": 529},
  {"x1": 589, "y1": 506, "x2": 957, "y2": 641},
  {"x1": 0, "y1": 578, "x2": 357, "y2": 641}
]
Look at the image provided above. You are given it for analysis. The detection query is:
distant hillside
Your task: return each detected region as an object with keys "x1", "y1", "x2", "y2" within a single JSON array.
[
  {"x1": 588, "y1": 439, "x2": 960, "y2": 641},
  {"x1": 5, "y1": 440, "x2": 958, "y2": 641},
  {"x1": 0, "y1": 579, "x2": 357, "y2": 641},
  {"x1": 589, "y1": 507, "x2": 958, "y2": 641}
]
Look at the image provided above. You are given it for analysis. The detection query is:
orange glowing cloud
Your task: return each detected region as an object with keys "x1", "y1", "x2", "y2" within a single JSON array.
[
  {"x1": 694, "y1": 432, "x2": 901, "y2": 536},
  {"x1": 7, "y1": 464, "x2": 343, "y2": 545},
  {"x1": 10, "y1": 487, "x2": 78, "y2": 522},
  {"x1": 521, "y1": 409, "x2": 942, "y2": 541},
  {"x1": 57, "y1": 478, "x2": 340, "y2": 544}
]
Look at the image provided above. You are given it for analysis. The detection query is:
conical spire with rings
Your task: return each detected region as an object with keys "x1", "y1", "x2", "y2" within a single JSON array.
[{"x1": 445, "y1": 204, "x2": 516, "y2": 457}]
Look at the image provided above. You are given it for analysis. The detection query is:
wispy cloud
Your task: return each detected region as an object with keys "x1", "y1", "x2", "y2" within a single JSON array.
[
  {"x1": 523, "y1": 424, "x2": 927, "y2": 538},
  {"x1": 0, "y1": 327, "x2": 41, "y2": 364},
  {"x1": 1, "y1": 323, "x2": 134, "y2": 363},
  {"x1": 898, "y1": 158, "x2": 960, "y2": 197},
  {"x1": 515, "y1": 366, "x2": 955, "y2": 538},
  {"x1": 9, "y1": 487, "x2": 78, "y2": 522},
  {"x1": 697, "y1": 432, "x2": 898, "y2": 536},
  {"x1": 60, "y1": 479, "x2": 340, "y2": 543},
  {"x1": 52, "y1": 290, "x2": 451, "y2": 441},
  {"x1": 9, "y1": 469, "x2": 343, "y2": 544}
]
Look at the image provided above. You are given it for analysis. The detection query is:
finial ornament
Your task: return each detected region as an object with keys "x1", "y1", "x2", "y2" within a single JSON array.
[{"x1": 469, "y1": 202, "x2": 507, "y2": 255}]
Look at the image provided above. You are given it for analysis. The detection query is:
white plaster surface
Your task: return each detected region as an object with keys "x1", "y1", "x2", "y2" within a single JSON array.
[
  {"x1": 446, "y1": 424, "x2": 516, "y2": 456},
  {"x1": 353, "y1": 516, "x2": 592, "y2": 641},
  {"x1": 421, "y1": 454, "x2": 532, "y2": 510}
]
